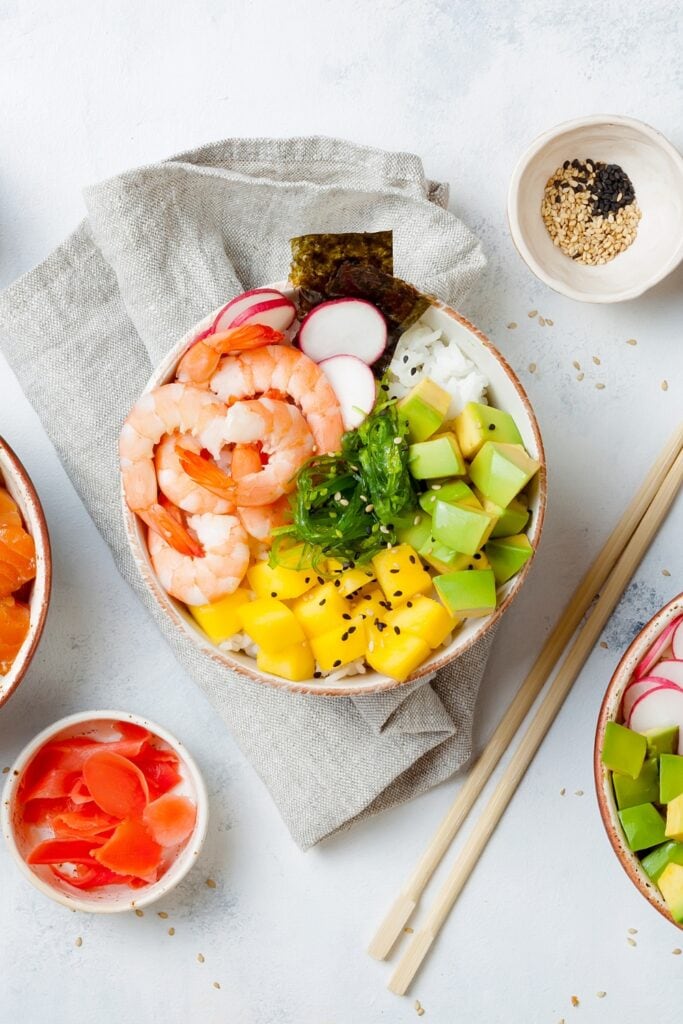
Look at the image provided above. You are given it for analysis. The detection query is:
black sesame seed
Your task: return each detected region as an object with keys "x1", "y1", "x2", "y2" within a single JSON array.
[
  {"x1": 409, "y1": 555, "x2": 416, "y2": 564},
  {"x1": 363, "y1": 594, "x2": 372, "y2": 601},
  {"x1": 410, "y1": 367, "x2": 417, "y2": 376},
  {"x1": 341, "y1": 632, "x2": 349, "y2": 642},
  {"x1": 488, "y1": 423, "x2": 496, "y2": 431},
  {"x1": 389, "y1": 568, "x2": 400, "y2": 574},
  {"x1": 393, "y1": 626, "x2": 401, "y2": 635},
  {"x1": 342, "y1": 613, "x2": 352, "y2": 620},
  {"x1": 563, "y1": 160, "x2": 570, "y2": 170},
  {"x1": 304, "y1": 577, "x2": 310, "y2": 584},
  {"x1": 348, "y1": 626, "x2": 357, "y2": 634},
  {"x1": 406, "y1": 601, "x2": 413, "y2": 608},
  {"x1": 393, "y1": 590, "x2": 403, "y2": 597},
  {"x1": 319, "y1": 598, "x2": 326, "y2": 606},
  {"x1": 403, "y1": 354, "x2": 409, "y2": 363},
  {"x1": 473, "y1": 553, "x2": 482, "y2": 560},
  {"x1": 333, "y1": 579, "x2": 341, "y2": 588},
  {"x1": 381, "y1": 383, "x2": 390, "y2": 392},
  {"x1": 333, "y1": 659, "x2": 342, "y2": 668},
  {"x1": 313, "y1": 671, "x2": 322, "y2": 679},
  {"x1": 317, "y1": 576, "x2": 325, "y2": 585}
]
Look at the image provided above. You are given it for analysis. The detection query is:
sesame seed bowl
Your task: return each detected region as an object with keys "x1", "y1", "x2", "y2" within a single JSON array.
[{"x1": 508, "y1": 115, "x2": 683, "y2": 303}]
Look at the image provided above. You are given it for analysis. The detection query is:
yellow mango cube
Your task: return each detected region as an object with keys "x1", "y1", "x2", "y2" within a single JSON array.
[
  {"x1": 366, "y1": 632, "x2": 431, "y2": 682},
  {"x1": 237, "y1": 597, "x2": 305, "y2": 653},
  {"x1": 291, "y1": 582, "x2": 348, "y2": 638},
  {"x1": 247, "y1": 558, "x2": 316, "y2": 601},
  {"x1": 327, "y1": 559, "x2": 377, "y2": 597},
  {"x1": 666, "y1": 793, "x2": 683, "y2": 841},
  {"x1": 256, "y1": 640, "x2": 315, "y2": 682},
  {"x1": 351, "y1": 585, "x2": 387, "y2": 622},
  {"x1": 310, "y1": 617, "x2": 367, "y2": 672},
  {"x1": 386, "y1": 595, "x2": 458, "y2": 650},
  {"x1": 372, "y1": 544, "x2": 432, "y2": 605},
  {"x1": 188, "y1": 588, "x2": 251, "y2": 643}
]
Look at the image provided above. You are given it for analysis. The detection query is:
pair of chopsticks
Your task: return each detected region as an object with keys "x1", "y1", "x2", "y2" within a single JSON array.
[{"x1": 368, "y1": 423, "x2": 683, "y2": 995}]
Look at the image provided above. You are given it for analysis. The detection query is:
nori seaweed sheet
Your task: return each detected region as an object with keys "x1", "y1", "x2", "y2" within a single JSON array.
[{"x1": 290, "y1": 230, "x2": 393, "y2": 311}]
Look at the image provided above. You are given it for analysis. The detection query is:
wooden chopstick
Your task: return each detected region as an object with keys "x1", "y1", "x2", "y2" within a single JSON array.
[
  {"x1": 368, "y1": 424, "x2": 683, "y2": 962},
  {"x1": 388, "y1": 443, "x2": 683, "y2": 995}
]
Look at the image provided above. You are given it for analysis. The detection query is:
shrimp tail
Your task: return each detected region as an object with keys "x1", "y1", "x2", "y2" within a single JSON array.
[
  {"x1": 176, "y1": 446, "x2": 236, "y2": 501},
  {"x1": 140, "y1": 502, "x2": 204, "y2": 558},
  {"x1": 177, "y1": 324, "x2": 286, "y2": 384}
]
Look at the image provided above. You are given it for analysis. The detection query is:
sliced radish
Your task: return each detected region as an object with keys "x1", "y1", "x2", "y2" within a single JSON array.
[
  {"x1": 318, "y1": 355, "x2": 377, "y2": 431},
  {"x1": 628, "y1": 686, "x2": 683, "y2": 751},
  {"x1": 213, "y1": 288, "x2": 286, "y2": 333},
  {"x1": 673, "y1": 618, "x2": 683, "y2": 660},
  {"x1": 228, "y1": 296, "x2": 296, "y2": 333},
  {"x1": 634, "y1": 615, "x2": 683, "y2": 679},
  {"x1": 622, "y1": 676, "x2": 681, "y2": 721},
  {"x1": 650, "y1": 659, "x2": 683, "y2": 687},
  {"x1": 298, "y1": 298, "x2": 387, "y2": 365}
]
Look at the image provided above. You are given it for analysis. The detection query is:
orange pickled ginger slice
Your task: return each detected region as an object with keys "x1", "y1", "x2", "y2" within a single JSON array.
[
  {"x1": 92, "y1": 818, "x2": 162, "y2": 882},
  {"x1": 82, "y1": 750, "x2": 149, "y2": 819},
  {"x1": 142, "y1": 794, "x2": 196, "y2": 847},
  {"x1": 0, "y1": 488, "x2": 21, "y2": 528}
]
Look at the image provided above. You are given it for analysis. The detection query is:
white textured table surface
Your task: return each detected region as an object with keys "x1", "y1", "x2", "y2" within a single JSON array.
[{"x1": 1, "y1": 3, "x2": 682, "y2": 1021}]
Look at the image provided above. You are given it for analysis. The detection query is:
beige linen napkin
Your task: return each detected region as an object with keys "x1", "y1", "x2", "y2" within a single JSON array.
[{"x1": 0, "y1": 137, "x2": 493, "y2": 848}]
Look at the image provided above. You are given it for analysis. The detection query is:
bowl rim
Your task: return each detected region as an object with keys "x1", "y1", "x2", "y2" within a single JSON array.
[
  {"x1": 593, "y1": 591, "x2": 683, "y2": 929},
  {"x1": 1, "y1": 709, "x2": 209, "y2": 913},
  {"x1": 0, "y1": 436, "x2": 52, "y2": 708},
  {"x1": 507, "y1": 113, "x2": 683, "y2": 303},
  {"x1": 121, "y1": 288, "x2": 547, "y2": 697}
]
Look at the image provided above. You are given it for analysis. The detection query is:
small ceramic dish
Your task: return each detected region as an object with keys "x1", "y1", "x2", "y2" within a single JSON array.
[
  {"x1": 594, "y1": 593, "x2": 683, "y2": 927},
  {"x1": 121, "y1": 284, "x2": 547, "y2": 697},
  {"x1": 1, "y1": 710, "x2": 209, "y2": 913},
  {"x1": 508, "y1": 114, "x2": 683, "y2": 302},
  {"x1": 0, "y1": 437, "x2": 52, "y2": 708}
]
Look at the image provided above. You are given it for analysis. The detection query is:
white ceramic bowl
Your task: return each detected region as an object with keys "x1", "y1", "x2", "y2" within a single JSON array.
[
  {"x1": 122, "y1": 285, "x2": 547, "y2": 696},
  {"x1": 594, "y1": 593, "x2": 683, "y2": 929},
  {"x1": 1, "y1": 710, "x2": 209, "y2": 913},
  {"x1": 0, "y1": 437, "x2": 52, "y2": 708},
  {"x1": 508, "y1": 115, "x2": 683, "y2": 302}
]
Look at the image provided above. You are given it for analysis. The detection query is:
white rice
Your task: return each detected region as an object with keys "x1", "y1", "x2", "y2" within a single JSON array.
[
  {"x1": 387, "y1": 320, "x2": 489, "y2": 419},
  {"x1": 219, "y1": 632, "x2": 258, "y2": 658}
]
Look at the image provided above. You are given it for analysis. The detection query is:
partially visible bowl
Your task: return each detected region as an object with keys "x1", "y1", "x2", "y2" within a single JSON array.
[
  {"x1": 122, "y1": 283, "x2": 547, "y2": 697},
  {"x1": 594, "y1": 592, "x2": 683, "y2": 927},
  {"x1": 0, "y1": 437, "x2": 52, "y2": 708},
  {"x1": 508, "y1": 114, "x2": 683, "y2": 302},
  {"x1": 1, "y1": 710, "x2": 209, "y2": 913}
]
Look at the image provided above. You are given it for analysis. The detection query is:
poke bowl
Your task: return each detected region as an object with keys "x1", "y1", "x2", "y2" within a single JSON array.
[
  {"x1": 1, "y1": 710, "x2": 208, "y2": 913},
  {"x1": 0, "y1": 437, "x2": 52, "y2": 708},
  {"x1": 121, "y1": 232, "x2": 546, "y2": 696},
  {"x1": 595, "y1": 593, "x2": 683, "y2": 928}
]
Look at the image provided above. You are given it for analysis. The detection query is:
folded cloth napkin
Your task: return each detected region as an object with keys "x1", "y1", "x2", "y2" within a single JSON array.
[{"x1": 0, "y1": 137, "x2": 492, "y2": 849}]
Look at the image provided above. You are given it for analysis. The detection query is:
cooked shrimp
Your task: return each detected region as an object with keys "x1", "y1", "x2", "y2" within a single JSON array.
[
  {"x1": 176, "y1": 323, "x2": 285, "y2": 385},
  {"x1": 208, "y1": 344, "x2": 344, "y2": 455},
  {"x1": 155, "y1": 434, "x2": 234, "y2": 515},
  {"x1": 221, "y1": 397, "x2": 315, "y2": 507},
  {"x1": 119, "y1": 383, "x2": 230, "y2": 555},
  {"x1": 238, "y1": 497, "x2": 291, "y2": 546},
  {"x1": 148, "y1": 511, "x2": 250, "y2": 605}
]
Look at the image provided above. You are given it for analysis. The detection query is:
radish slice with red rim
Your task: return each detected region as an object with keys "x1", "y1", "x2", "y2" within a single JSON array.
[
  {"x1": 228, "y1": 296, "x2": 296, "y2": 333},
  {"x1": 622, "y1": 676, "x2": 681, "y2": 721},
  {"x1": 673, "y1": 619, "x2": 683, "y2": 661},
  {"x1": 298, "y1": 298, "x2": 387, "y2": 365},
  {"x1": 213, "y1": 288, "x2": 287, "y2": 333},
  {"x1": 634, "y1": 615, "x2": 683, "y2": 679},
  {"x1": 649, "y1": 659, "x2": 683, "y2": 687},
  {"x1": 318, "y1": 355, "x2": 376, "y2": 430},
  {"x1": 628, "y1": 685, "x2": 683, "y2": 750}
]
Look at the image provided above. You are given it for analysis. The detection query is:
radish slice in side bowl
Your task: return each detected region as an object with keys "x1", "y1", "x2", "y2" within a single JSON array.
[
  {"x1": 318, "y1": 355, "x2": 376, "y2": 430},
  {"x1": 672, "y1": 619, "x2": 683, "y2": 660},
  {"x1": 298, "y1": 298, "x2": 387, "y2": 365},
  {"x1": 634, "y1": 614, "x2": 683, "y2": 678},
  {"x1": 628, "y1": 686, "x2": 683, "y2": 750},
  {"x1": 621, "y1": 675, "x2": 680, "y2": 721},
  {"x1": 650, "y1": 659, "x2": 683, "y2": 687}
]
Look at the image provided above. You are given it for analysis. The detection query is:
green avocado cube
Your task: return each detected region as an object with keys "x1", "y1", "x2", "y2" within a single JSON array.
[
  {"x1": 601, "y1": 721, "x2": 647, "y2": 779},
  {"x1": 613, "y1": 757, "x2": 659, "y2": 809},
  {"x1": 469, "y1": 442, "x2": 540, "y2": 508},
  {"x1": 396, "y1": 512, "x2": 433, "y2": 551},
  {"x1": 641, "y1": 841, "x2": 683, "y2": 882},
  {"x1": 484, "y1": 534, "x2": 533, "y2": 584},
  {"x1": 432, "y1": 500, "x2": 496, "y2": 556},
  {"x1": 454, "y1": 402, "x2": 523, "y2": 460},
  {"x1": 419, "y1": 480, "x2": 480, "y2": 515},
  {"x1": 434, "y1": 568, "x2": 497, "y2": 618},
  {"x1": 645, "y1": 726, "x2": 679, "y2": 758},
  {"x1": 657, "y1": 862, "x2": 683, "y2": 923},
  {"x1": 398, "y1": 378, "x2": 451, "y2": 442},
  {"x1": 420, "y1": 541, "x2": 489, "y2": 575},
  {"x1": 408, "y1": 433, "x2": 466, "y2": 480},
  {"x1": 618, "y1": 803, "x2": 667, "y2": 851},
  {"x1": 659, "y1": 754, "x2": 683, "y2": 804},
  {"x1": 474, "y1": 489, "x2": 530, "y2": 538}
]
